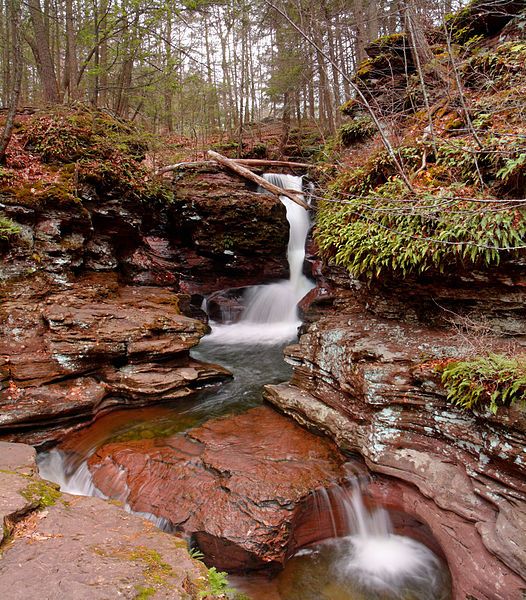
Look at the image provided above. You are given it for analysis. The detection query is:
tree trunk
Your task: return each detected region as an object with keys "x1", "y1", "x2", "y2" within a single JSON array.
[
  {"x1": 0, "y1": 0, "x2": 22, "y2": 162},
  {"x1": 28, "y1": 0, "x2": 60, "y2": 103},
  {"x1": 207, "y1": 150, "x2": 309, "y2": 210},
  {"x1": 65, "y1": 0, "x2": 79, "y2": 100}
]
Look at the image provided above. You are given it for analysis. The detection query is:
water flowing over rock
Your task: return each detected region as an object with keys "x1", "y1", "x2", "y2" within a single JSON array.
[
  {"x1": 206, "y1": 173, "x2": 313, "y2": 344},
  {"x1": 88, "y1": 406, "x2": 348, "y2": 571},
  {"x1": 264, "y1": 270, "x2": 526, "y2": 600},
  {"x1": 0, "y1": 442, "x2": 209, "y2": 599},
  {"x1": 0, "y1": 273, "x2": 230, "y2": 444}
]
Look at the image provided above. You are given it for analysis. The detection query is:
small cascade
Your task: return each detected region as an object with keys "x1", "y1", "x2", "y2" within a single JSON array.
[
  {"x1": 38, "y1": 449, "x2": 101, "y2": 497},
  {"x1": 37, "y1": 448, "x2": 174, "y2": 532},
  {"x1": 302, "y1": 474, "x2": 450, "y2": 599},
  {"x1": 206, "y1": 173, "x2": 313, "y2": 344}
]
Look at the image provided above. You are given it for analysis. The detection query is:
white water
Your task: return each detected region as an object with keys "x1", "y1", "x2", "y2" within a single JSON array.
[
  {"x1": 206, "y1": 173, "x2": 314, "y2": 344},
  {"x1": 38, "y1": 449, "x2": 99, "y2": 496},
  {"x1": 311, "y1": 473, "x2": 446, "y2": 598}
]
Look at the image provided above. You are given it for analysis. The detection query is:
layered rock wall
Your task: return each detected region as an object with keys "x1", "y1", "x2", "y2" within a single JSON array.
[
  {"x1": 266, "y1": 271, "x2": 526, "y2": 600},
  {"x1": 1, "y1": 166, "x2": 289, "y2": 294},
  {"x1": 0, "y1": 273, "x2": 230, "y2": 445}
]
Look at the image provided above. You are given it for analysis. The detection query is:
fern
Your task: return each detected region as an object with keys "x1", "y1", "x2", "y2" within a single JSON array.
[
  {"x1": 0, "y1": 216, "x2": 21, "y2": 240},
  {"x1": 198, "y1": 566, "x2": 234, "y2": 598},
  {"x1": 438, "y1": 354, "x2": 526, "y2": 414},
  {"x1": 315, "y1": 179, "x2": 526, "y2": 280}
]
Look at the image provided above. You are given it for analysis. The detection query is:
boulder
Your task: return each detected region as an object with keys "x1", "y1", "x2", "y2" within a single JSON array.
[
  {"x1": 0, "y1": 441, "x2": 211, "y2": 599},
  {"x1": 170, "y1": 166, "x2": 290, "y2": 294},
  {"x1": 88, "y1": 405, "x2": 348, "y2": 571}
]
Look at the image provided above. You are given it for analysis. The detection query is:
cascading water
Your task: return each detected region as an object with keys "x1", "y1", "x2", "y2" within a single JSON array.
[
  {"x1": 233, "y1": 474, "x2": 450, "y2": 600},
  {"x1": 312, "y1": 476, "x2": 449, "y2": 599},
  {"x1": 37, "y1": 173, "x2": 450, "y2": 600},
  {"x1": 38, "y1": 174, "x2": 313, "y2": 494},
  {"x1": 206, "y1": 173, "x2": 314, "y2": 344}
]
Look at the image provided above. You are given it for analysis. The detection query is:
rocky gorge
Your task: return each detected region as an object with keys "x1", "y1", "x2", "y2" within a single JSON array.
[{"x1": 1, "y1": 3, "x2": 526, "y2": 595}]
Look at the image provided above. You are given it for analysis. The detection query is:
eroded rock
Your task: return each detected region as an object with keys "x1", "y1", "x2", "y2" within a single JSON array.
[
  {"x1": 88, "y1": 405, "x2": 348, "y2": 571},
  {"x1": 264, "y1": 300, "x2": 526, "y2": 600},
  {"x1": 0, "y1": 441, "x2": 210, "y2": 599},
  {"x1": 0, "y1": 273, "x2": 230, "y2": 443}
]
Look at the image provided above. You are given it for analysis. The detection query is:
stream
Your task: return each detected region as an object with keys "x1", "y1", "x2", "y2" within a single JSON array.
[{"x1": 37, "y1": 175, "x2": 451, "y2": 600}]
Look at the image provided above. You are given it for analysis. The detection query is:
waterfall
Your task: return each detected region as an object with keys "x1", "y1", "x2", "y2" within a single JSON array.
[
  {"x1": 207, "y1": 173, "x2": 313, "y2": 344},
  {"x1": 309, "y1": 473, "x2": 448, "y2": 599}
]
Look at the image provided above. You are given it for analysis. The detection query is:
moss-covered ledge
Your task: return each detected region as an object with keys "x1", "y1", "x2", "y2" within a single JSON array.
[{"x1": 0, "y1": 441, "x2": 225, "y2": 599}]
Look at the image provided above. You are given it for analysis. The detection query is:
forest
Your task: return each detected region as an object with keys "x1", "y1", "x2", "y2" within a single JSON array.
[
  {"x1": 0, "y1": 0, "x2": 525, "y2": 599},
  {"x1": 0, "y1": 0, "x2": 463, "y2": 138}
]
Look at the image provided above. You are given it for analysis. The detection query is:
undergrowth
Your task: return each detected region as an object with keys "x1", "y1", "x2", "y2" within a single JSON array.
[
  {"x1": 0, "y1": 216, "x2": 21, "y2": 240},
  {"x1": 0, "y1": 106, "x2": 173, "y2": 208},
  {"x1": 438, "y1": 354, "x2": 526, "y2": 414},
  {"x1": 315, "y1": 177, "x2": 526, "y2": 279}
]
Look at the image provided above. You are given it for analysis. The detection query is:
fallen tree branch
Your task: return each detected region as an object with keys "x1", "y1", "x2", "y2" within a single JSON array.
[
  {"x1": 156, "y1": 158, "x2": 311, "y2": 175},
  {"x1": 207, "y1": 150, "x2": 309, "y2": 210}
]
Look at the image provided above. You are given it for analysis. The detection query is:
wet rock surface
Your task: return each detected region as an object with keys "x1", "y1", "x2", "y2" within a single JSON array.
[
  {"x1": 170, "y1": 166, "x2": 289, "y2": 294},
  {"x1": 1, "y1": 167, "x2": 290, "y2": 295},
  {"x1": 264, "y1": 281, "x2": 526, "y2": 600},
  {"x1": 0, "y1": 273, "x2": 230, "y2": 444},
  {"x1": 0, "y1": 442, "x2": 209, "y2": 599},
  {"x1": 88, "y1": 405, "x2": 348, "y2": 571}
]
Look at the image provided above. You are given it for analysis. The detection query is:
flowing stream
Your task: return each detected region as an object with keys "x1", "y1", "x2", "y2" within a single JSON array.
[{"x1": 38, "y1": 174, "x2": 450, "y2": 600}]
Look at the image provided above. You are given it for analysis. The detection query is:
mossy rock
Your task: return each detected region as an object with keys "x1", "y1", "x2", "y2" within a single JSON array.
[
  {"x1": 365, "y1": 32, "x2": 409, "y2": 59},
  {"x1": 446, "y1": 0, "x2": 524, "y2": 42},
  {"x1": 20, "y1": 107, "x2": 149, "y2": 164},
  {"x1": 352, "y1": 52, "x2": 413, "y2": 87},
  {"x1": 20, "y1": 480, "x2": 62, "y2": 508}
]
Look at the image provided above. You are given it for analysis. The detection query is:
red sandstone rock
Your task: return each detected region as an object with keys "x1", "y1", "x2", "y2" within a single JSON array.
[
  {"x1": 0, "y1": 442, "x2": 209, "y2": 599},
  {"x1": 88, "y1": 405, "x2": 348, "y2": 571},
  {"x1": 0, "y1": 273, "x2": 230, "y2": 443},
  {"x1": 264, "y1": 302, "x2": 526, "y2": 600}
]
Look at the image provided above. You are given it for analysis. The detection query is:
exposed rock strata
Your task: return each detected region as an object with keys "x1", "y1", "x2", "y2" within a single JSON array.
[
  {"x1": 170, "y1": 165, "x2": 289, "y2": 294},
  {"x1": 0, "y1": 441, "x2": 210, "y2": 599},
  {"x1": 88, "y1": 405, "x2": 349, "y2": 571},
  {"x1": 265, "y1": 283, "x2": 526, "y2": 600},
  {"x1": 0, "y1": 273, "x2": 230, "y2": 444},
  {"x1": 1, "y1": 166, "x2": 289, "y2": 294}
]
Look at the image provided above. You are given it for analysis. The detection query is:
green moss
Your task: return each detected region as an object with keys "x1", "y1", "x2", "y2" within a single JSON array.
[
  {"x1": 365, "y1": 32, "x2": 408, "y2": 57},
  {"x1": 21, "y1": 107, "x2": 149, "y2": 164},
  {"x1": 134, "y1": 586, "x2": 156, "y2": 600},
  {"x1": 20, "y1": 480, "x2": 61, "y2": 508},
  {"x1": 95, "y1": 544, "x2": 178, "y2": 595},
  {"x1": 437, "y1": 354, "x2": 526, "y2": 414},
  {"x1": 128, "y1": 547, "x2": 173, "y2": 585}
]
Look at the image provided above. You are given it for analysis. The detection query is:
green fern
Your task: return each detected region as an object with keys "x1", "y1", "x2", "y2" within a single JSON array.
[
  {"x1": 315, "y1": 178, "x2": 526, "y2": 280},
  {"x1": 0, "y1": 216, "x2": 21, "y2": 240},
  {"x1": 438, "y1": 354, "x2": 526, "y2": 414}
]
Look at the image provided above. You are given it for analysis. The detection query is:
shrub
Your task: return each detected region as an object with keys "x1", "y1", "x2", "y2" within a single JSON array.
[
  {"x1": 438, "y1": 354, "x2": 526, "y2": 413},
  {"x1": 339, "y1": 117, "x2": 376, "y2": 146}
]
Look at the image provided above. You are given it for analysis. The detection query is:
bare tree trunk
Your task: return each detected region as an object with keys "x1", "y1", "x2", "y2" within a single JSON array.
[
  {"x1": 0, "y1": 0, "x2": 22, "y2": 162},
  {"x1": 65, "y1": 0, "x2": 79, "y2": 100},
  {"x1": 28, "y1": 0, "x2": 60, "y2": 103}
]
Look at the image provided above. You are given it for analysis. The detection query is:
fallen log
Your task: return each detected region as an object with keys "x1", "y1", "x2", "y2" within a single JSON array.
[
  {"x1": 156, "y1": 157, "x2": 311, "y2": 175},
  {"x1": 207, "y1": 150, "x2": 309, "y2": 210}
]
